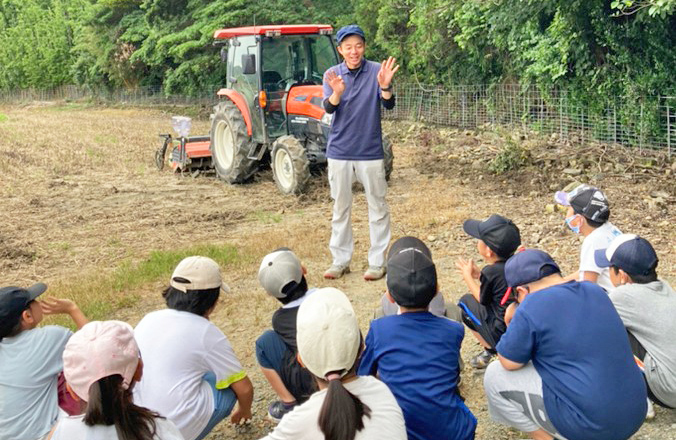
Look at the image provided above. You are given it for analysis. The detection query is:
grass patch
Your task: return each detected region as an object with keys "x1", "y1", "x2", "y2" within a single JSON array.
[
  {"x1": 250, "y1": 210, "x2": 283, "y2": 224},
  {"x1": 43, "y1": 243, "x2": 242, "y2": 328},
  {"x1": 0, "y1": 113, "x2": 7, "y2": 122}
]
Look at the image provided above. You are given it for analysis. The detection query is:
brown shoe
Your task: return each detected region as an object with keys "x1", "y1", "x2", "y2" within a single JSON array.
[{"x1": 324, "y1": 264, "x2": 350, "y2": 279}]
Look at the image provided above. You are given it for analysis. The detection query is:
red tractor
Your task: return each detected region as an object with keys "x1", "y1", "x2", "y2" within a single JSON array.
[{"x1": 157, "y1": 24, "x2": 393, "y2": 194}]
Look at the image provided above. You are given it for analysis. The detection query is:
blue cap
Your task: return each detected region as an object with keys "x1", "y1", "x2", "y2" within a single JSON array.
[
  {"x1": 594, "y1": 234, "x2": 658, "y2": 276},
  {"x1": 505, "y1": 249, "x2": 560, "y2": 287},
  {"x1": 336, "y1": 25, "x2": 365, "y2": 44}
]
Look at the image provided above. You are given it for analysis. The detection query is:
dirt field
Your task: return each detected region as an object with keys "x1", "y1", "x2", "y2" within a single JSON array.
[{"x1": 1, "y1": 104, "x2": 674, "y2": 439}]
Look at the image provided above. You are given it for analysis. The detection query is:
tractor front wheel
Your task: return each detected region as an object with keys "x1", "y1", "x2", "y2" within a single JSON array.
[
  {"x1": 210, "y1": 100, "x2": 257, "y2": 183},
  {"x1": 271, "y1": 136, "x2": 310, "y2": 195}
]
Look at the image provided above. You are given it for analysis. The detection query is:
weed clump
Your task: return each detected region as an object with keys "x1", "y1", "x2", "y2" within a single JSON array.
[{"x1": 488, "y1": 138, "x2": 530, "y2": 174}]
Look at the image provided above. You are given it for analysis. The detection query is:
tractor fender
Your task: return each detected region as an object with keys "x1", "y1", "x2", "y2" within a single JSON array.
[{"x1": 216, "y1": 88, "x2": 253, "y2": 136}]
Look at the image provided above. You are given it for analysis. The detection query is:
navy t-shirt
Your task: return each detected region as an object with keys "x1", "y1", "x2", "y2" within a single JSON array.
[
  {"x1": 497, "y1": 281, "x2": 647, "y2": 440},
  {"x1": 358, "y1": 312, "x2": 477, "y2": 440},
  {"x1": 322, "y1": 60, "x2": 386, "y2": 161}
]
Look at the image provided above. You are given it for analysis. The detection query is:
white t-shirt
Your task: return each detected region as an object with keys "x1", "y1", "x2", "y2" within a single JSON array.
[
  {"x1": 579, "y1": 221, "x2": 622, "y2": 291},
  {"x1": 0, "y1": 326, "x2": 72, "y2": 440},
  {"x1": 134, "y1": 309, "x2": 245, "y2": 440},
  {"x1": 51, "y1": 414, "x2": 184, "y2": 440},
  {"x1": 259, "y1": 376, "x2": 407, "y2": 440}
]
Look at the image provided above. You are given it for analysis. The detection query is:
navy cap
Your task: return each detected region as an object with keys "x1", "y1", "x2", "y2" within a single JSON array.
[
  {"x1": 386, "y1": 237, "x2": 437, "y2": 308},
  {"x1": 504, "y1": 249, "x2": 560, "y2": 288},
  {"x1": 0, "y1": 283, "x2": 47, "y2": 337},
  {"x1": 335, "y1": 25, "x2": 365, "y2": 44},
  {"x1": 594, "y1": 234, "x2": 658, "y2": 276},
  {"x1": 463, "y1": 214, "x2": 521, "y2": 259}
]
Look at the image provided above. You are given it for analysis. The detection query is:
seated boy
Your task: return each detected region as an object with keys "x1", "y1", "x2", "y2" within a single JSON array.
[
  {"x1": 0, "y1": 283, "x2": 88, "y2": 440},
  {"x1": 256, "y1": 248, "x2": 316, "y2": 421},
  {"x1": 484, "y1": 249, "x2": 647, "y2": 440},
  {"x1": 456, "y1": 214, "x2": 521, "y2": 369},
  {"x1": 595, "y1": 234, "x2": 676, "y2": 414},
  {"x1": 358, "y1": 237, "x2": 477, "y2": 440},
  {"x1": 555, "y1": 183, "x2": 621, "y2": 291},
  {"x1": 134, "y1": 256, "x2": 253, "y2": 440},
  {"x1": 374, "y1": 236, "x2": 463, "y2": 321}
]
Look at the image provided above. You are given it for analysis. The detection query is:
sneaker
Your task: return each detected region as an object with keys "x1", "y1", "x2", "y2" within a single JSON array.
[
  {"x1": 469, "y1": 350, "x2": 494, "y2": 370},
  {"x1": 268, "y1": 400, "x2": 297, "y2": 423},
  {"x1": 364, "y1": 266, "x2": 386, "y2": 281},
  {"x1": 646, "y1": 398, "x2": 655, "y2": 420},
  {"x1": 324, "y1": 264, "x2": 350, "y2": 279}
]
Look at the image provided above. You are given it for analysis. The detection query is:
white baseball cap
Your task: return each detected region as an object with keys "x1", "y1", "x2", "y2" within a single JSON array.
[
  {"x1": 258, "y1": 249, "x2": 303, "y2": 299},
  {"x1": 296, "y1": 288, "x2": 360, "y2": 379},
  {"x1": 170, "y1": 256, "x2": 230, "y2": 293},
  {"x1": 63, "y1": 321, "x2": 139, "y2": 400}
]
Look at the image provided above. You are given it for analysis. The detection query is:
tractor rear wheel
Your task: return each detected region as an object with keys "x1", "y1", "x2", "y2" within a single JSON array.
[
  {"x1": 271, "y1": 136, "x2": 310, "y2": 195},
  {"x1": 210, "y1": 100, "x2": 257, "y2": 183},
  {"x1": 383, "y1": 136, "x2": 394, "y2": 181}
]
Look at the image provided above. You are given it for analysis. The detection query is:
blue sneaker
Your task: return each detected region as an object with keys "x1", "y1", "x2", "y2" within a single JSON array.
[{"x1": 267, "y1": 400, "x2": 297, "y2": 423}]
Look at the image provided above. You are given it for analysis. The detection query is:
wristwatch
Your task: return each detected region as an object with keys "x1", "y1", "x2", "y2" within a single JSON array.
[{"x1": 380, "y1": 84, "x2": 393, "y2": 92}]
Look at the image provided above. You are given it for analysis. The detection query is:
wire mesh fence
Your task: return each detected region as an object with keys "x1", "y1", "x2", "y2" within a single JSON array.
[{"x1": 0, "y1": 83, "x2": 673, "y2": 156}]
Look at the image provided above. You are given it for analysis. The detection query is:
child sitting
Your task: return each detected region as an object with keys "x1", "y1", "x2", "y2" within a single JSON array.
[
  {"x1": 555, "y1": 183, "x2": 621, "y2": 291},
  {"x1": 596, "y1": 234, "x2": 676, "y2": 415},
  {"x1": 358, "y1": 237, "x2": 477, "y2": 440},
  {"x1": 260, "y1": 287, "x2": 407, "y2": 440},
  {"x1": 256, "y1": 248, "x2": 316, "y2": 421},
  {"x1": 0, "y1": 283, "x2": 88, "y2": 440},
  {"x1": 374, "y1": 237, "x2": 463, "y2": 321},
  {"x1": 134, "y1": 256, "x2": 253, "y2": 440},
  {"x1": 48, "y1": 320, "x2": 183, "y2": 439},
  {"x1": 456, "y1": 214, "x2": 521, "y2": 369}
]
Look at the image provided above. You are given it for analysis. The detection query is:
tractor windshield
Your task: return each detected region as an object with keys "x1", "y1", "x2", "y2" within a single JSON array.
[{"x1": 261, "y1": 34, "x2": 337, "y2": 92}]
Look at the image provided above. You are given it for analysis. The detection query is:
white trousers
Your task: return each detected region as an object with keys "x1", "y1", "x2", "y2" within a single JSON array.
[{"x1": 328, "y1": 158, "x2": 391, "y2": 268}]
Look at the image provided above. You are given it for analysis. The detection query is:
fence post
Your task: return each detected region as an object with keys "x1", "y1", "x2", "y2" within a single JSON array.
[
  {"x1": 639, "y1": 103, "x2": 644, "y2": 152},
  {"x1": 613, "y1": 105, "x2": 617, "y2": 144},
  {"x1": 668, "y1": 101, "x2": 672, "y2": 158}
]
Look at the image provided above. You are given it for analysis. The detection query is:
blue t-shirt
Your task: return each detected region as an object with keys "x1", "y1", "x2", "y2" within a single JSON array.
[
  {"x1": 497, "y1": 281, "x2": 647, "y2": 440},
  {"x1": 322, "y1": 60, "x2": 385, "y2": 161},
  {"x1": 358, "y1": 312, "x2": 477, "y2": 440}
]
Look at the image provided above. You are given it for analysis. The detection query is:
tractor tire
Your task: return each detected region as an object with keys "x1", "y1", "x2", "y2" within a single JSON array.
[
  {"x1": 271, "y1": 135, "x2": 310, "y2": 195},
  {"x1": 383, "y1": 136, "x2": 394, "y2": 181},
  {"x1": 210, "y1": 100, "x2": 257, "y2": 183}
]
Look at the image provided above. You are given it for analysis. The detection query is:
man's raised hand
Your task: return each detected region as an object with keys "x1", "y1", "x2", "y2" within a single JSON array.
[
  {"x1": 377, "y1": 56, "x2": 400, "y2": 89},
  {"x1": 325, "y1": 69, "x2": 345, "y2": 96}
]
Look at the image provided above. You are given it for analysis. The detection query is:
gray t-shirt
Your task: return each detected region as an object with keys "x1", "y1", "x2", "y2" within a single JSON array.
[
  {"x1": 609, "y1": 280, "x2": 676, "y2": 407},
  {"x1": 0, "y1": 325, "x2": 72, "y2": 440}
]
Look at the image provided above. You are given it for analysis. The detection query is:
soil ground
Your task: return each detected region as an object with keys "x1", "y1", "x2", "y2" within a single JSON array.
[{"x1": 1, "y1": 103, "x2": 674, "y2": 439}]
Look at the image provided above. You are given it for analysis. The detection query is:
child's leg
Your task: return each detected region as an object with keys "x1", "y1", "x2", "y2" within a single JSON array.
[
  {"x1": 255, "y1": 330, "x2": 296, "y2": 403},
  {"x1": 195, "y1": 372, "x2": 237, "y2": 440},
  {"x1": 458, "y1": 294, "x2": 497, "y2": 350}
]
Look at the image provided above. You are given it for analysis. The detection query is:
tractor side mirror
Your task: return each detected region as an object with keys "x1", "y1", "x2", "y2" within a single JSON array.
[
  {"x1": 220, "y1": 47, "x2": 227, "y2": 63},
  {"x1": 242, "y1": 54, "x2": 256, "y2": 74}
]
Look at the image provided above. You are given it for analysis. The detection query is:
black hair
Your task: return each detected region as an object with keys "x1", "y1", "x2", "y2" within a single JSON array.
[
  {"x1": 162, "y1": 286, "x2": 219, "y2": 316},
  {"x1": 585, "y1": 217, "x2": 605, "y2": 228},
  {"x1": 0, "y1": 300, "x2": 33, "y2": 341},
  {"x1": 84, "y1": 375, "x2": 162, "y2": 440},
  {"x1": 611, "y1": 266, "x2": 658, "y2": 284},
  {"x1": 278, "y1": 276, "x2": 308, "y2": 305},
  {"x1": 317, "y1": 338, "x2": 371, "y2": 440}
]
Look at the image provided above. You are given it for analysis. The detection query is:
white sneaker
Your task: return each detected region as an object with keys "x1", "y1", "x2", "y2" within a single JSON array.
[
  {"x1": 646, "y1": 398, "x2": 655, "y2": 420},
  {"x1": 324, "y1": 264, "x2": 350, "y2": 279},
  {"x1": 364, "y1": 266, "x2": 386, "y2": 281}
]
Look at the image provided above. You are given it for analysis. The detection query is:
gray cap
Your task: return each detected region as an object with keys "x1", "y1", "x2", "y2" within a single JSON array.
[{"x1": 258, "y1": 249, "x2": 303, "y2": 299}]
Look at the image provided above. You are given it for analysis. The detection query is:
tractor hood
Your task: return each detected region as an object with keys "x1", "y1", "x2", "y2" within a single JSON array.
[{"x1": 286, "y1": 86, "x2": 325, "y2": 120}]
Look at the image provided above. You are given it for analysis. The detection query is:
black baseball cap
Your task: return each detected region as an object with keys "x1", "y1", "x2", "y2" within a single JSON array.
[
  {"x1": 0, "y1": 283, "x2": 47, "y2": 337},
  {"x1": 504, "y1": 249, "x2": 561, "y2": 288},
  {"x1": 594, "y1": 234, "x2": 659, "y2": 276},
  {"x1": 462, "y1": 215, "x2": 521, "y2": 259},
  {"x1": 555, "y1": 184, "x2": 610, "y2": 223},
  {"x1": 386, "y1": 237, "x2": 437, "y2": 308}
]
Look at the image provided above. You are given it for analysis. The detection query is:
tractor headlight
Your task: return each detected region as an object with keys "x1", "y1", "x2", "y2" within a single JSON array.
[{"x1": 320, "y1": 112, "x2": 333, "y2": 126}]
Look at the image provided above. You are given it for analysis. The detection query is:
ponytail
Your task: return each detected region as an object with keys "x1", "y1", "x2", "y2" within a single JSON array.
[
  {"x1": 317, "y1": 367, "x2": 371, "y2": 440},
  {"x1": 83, "y1": 375, "x2": 161, "y2": 440}
]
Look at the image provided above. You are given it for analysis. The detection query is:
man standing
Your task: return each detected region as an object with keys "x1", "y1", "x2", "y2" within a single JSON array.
[
  {"x1": 322, "y1": 24, "x2": 399, "y2": 281},
  {"x1": 483, "y1": 249, "x2": 646, "y2": 440}
]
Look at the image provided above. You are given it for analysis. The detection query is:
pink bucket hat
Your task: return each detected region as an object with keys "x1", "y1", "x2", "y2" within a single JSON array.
[{"x1": 63, "y1": 321, "x2": 140, "y2": 400}]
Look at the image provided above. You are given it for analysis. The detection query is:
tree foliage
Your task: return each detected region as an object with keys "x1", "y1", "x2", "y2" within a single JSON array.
[{"x1": 0, "y1": 0, "x2": 674, "y2": 102}]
